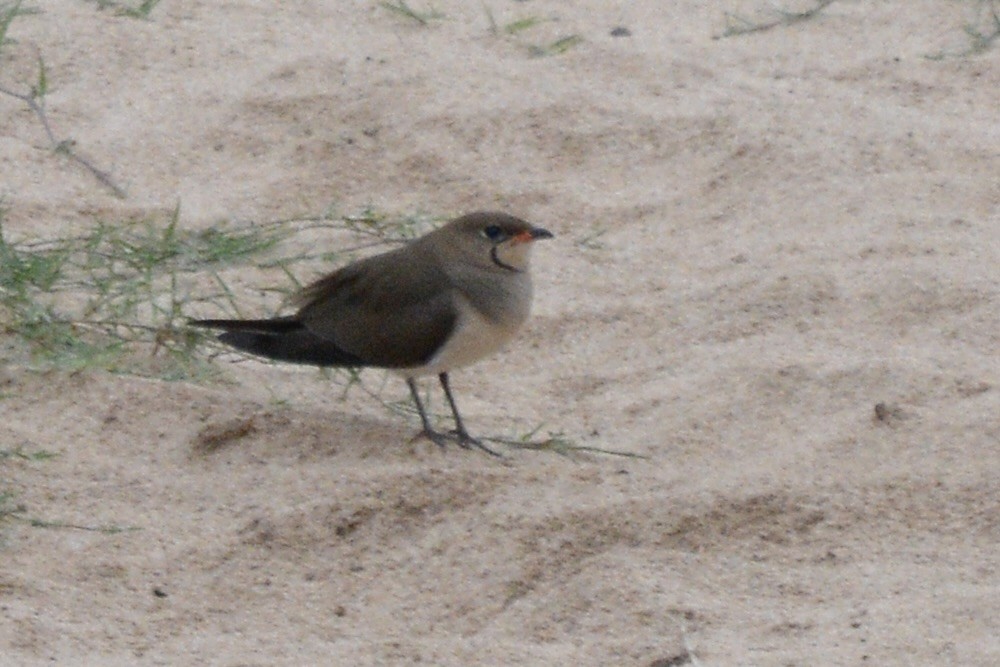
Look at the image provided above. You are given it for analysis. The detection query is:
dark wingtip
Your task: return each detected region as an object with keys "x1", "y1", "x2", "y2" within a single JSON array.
[
  {"x1": 187, "y1": 317, "x2": 304, "y2": 334},
  {"x1": 188, "y1": 318, "x2": 239, "y2": 329}
]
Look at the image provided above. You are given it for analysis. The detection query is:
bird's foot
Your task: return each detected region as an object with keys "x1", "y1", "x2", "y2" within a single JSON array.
[
  {"x1": 411, "y1": 428, "x2": 502, "y2": 457},
  {"x1": 448, "y1": 429, "x2": 503, "y2": 457}
]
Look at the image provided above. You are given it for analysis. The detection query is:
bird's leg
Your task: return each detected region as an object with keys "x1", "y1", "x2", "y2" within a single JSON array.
[
  {"x1": 438, "y1": 372, "x2": 502, "y2": 457},
  {"x1": 407, "y1": 378, "x2": 450, "y2": 449}
]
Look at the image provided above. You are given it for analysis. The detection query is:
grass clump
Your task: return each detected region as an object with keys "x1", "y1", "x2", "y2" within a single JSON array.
[
  {"x1": 718, "y1": 0, "x2": 837, "y2": 38},
  {"x1": 484, "y1": 5, "x2": 582, "y2": 57},
  {"x1": 381, "y1": 1, "x2": 444, "y2": 26},
  {"x1": 0, "y1": 490, "x2": 138, "y2": 534},
  {"x1": 0, "y1": 447, "x2": 58, "y2": 462},
  {"x1": 0, "y1": 202, "x2": 442, "y2": 380},
  {"x1": 0, "y1": 203, "x2": 287, "y2": 378},
  {"x1": 84, "y1": 0, "x2": 161, "y2": 19},
  {"x1": 718, "y1": 0, "x2": 1000, "y2": 56},
  {"x1": 1, "y1": 2, "x2": 37, "y2": 51},
  {"x1": 2, "y1": 453, "x2": 134, "y2": 536},
  {"x1": 926, "y1": 0, "x2": 1000, "y2": 58},
  {"x1": 529, "y1": 34, "x2": 583, "y2": 57},
  {"x1": 0, "y1": 1, "x2": 127, "y2": 197},
  {"x1": 484, "y1": 425, "x2": 649, "y2": 460}
]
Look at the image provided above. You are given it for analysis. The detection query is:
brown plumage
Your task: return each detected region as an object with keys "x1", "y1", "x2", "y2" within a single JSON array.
[{"x1": 191, "y1": 211, "x2": 553, "y2": 454}]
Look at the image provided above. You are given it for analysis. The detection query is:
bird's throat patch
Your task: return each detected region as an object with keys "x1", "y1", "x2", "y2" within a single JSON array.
[{"x1": 490, "y1": 245, "x2": 523, "y2": 273}]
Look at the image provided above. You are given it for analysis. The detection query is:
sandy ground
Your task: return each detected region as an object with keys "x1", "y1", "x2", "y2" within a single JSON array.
[{"x1": 2, "y1": 1, "x2": 999, "y2": 664}]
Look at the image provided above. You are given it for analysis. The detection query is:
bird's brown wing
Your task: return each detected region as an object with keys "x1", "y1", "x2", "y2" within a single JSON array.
[{"x1": 294, "y1": 244, "x2": 458, "y2": 369}]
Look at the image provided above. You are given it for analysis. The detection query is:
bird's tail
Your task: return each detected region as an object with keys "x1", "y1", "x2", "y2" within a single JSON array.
[{"x1": 189, "y1": 317, "x2": 363, "y2": 367}]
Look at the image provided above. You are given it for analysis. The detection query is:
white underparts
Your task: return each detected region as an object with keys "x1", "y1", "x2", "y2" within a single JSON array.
[{"x1": 405, "y1": 294, "x2": 524, "y2": 377}]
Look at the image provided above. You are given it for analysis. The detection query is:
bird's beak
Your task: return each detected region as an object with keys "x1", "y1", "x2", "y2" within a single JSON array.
[{"x1": 513, "y1": 227, "x2": 554, "y2": 244}]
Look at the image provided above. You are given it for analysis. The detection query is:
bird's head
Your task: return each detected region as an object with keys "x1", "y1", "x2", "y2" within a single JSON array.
[{"x1": 443, "y1": 211, "x2": 553, "y2": 273}]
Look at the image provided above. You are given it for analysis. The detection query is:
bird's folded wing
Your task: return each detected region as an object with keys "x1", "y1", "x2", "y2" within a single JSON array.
[{"x1": 294, "y1": 247, "x2": 459, "y2": 369}]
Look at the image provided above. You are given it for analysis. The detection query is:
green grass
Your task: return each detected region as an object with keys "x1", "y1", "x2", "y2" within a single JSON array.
[
  {"x1": 83, "y1": 0, "x2": 161, "y2": 19},
  {"x1": 719, "y1": 0, "x2": 837, "y2": 38},
  {"x1": 120, "y1": 0, "x2": 161, "y2": 19},
  {"x1": 485, "y1": 427, "x2": 649, "y2": 460},
  {"x1": 927, "y1": 0, "x2": 1000, "y2": 58},
  {"x1": 0, "y1": 447, "x2": 59, "y2": 462},
  {"x1": 381, "y1": 0, "x2": 444, "y2": 26},
  {"x1": 528, "y1": 34, "x2": 583, "y2": 57},
  {"x1": 575, "y1": 226, "x2": 607, "y2": 251},
  {"x1": 0, "y1": 492, "x2": 138, "y2": 533},
  {"x1": 1, "y1": 454, "x2": 136, "y2": 535},
  {"x1": 0, "y1": 202, "x2": 290, "y2": 378},
  {"x1": 483, "y1": 5, "x2": 582, "y2": 57},
  {"x1": 0, "y1": 2, "x2": 30, "y2": 53},
  {"x1": 0, "y1": 491, "x2": 24, "y2": 526},
  {"x1": 718, "y1": 0, "x2": 1000, "y2": 57},
  {"x1": 0, "y1": 202, "x2": 441, "y2": 380},
  {"x1": 502, "y1": 16, "x2": 546, "y2": 35},
  {"x1": 0, "y1": 2, "x2": 129, "y2": 197}
]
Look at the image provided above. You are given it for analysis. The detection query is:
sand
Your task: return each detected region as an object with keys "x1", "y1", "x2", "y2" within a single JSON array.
[{"x1": 1, "y1": 1, "x2": 998, "y2": 664}]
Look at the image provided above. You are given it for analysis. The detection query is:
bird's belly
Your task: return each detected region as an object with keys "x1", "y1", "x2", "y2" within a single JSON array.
[{"x1": 405, "y1": 300, "x2": 523, "y2": 377}]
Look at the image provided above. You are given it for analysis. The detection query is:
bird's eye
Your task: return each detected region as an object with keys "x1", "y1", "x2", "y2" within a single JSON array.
[{"x1": 482, "y1": 225, "x2": 505, "y2": 241}]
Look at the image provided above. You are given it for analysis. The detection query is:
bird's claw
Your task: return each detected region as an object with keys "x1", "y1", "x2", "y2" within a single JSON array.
[
  {"x1": 449, "y1": 429, "x2": 503, "y2": 457},
  {"x1": 412, "y1": 428, "x2": 503, "y2": 457}
]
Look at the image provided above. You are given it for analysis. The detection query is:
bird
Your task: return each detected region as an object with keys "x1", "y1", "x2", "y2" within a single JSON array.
[{"x1": 191, "y1": 211, "x2": 553, "y2": 455}]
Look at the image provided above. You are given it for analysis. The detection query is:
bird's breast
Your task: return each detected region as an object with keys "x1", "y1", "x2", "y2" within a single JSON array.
[{"x1": 406, "y1": 293, "x2": 526, "y2": 377}]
